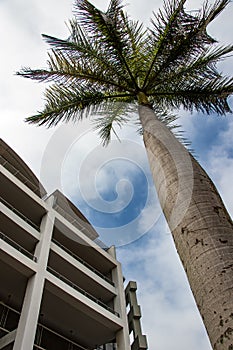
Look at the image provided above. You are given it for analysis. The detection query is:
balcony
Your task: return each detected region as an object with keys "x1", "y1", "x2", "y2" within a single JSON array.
[
  {"x1": 0, "y1": 302, "x2": 117, "y2": 350},
  {"x1": 34, "y1": 323, "x2": 117, "y2": 350},
  {"x1": 48, "y1": 266, "x2": 117, "y2": 316},
  {"x1": 47, "y1": 256, "x2": 117, "y2": 316},
  {"x1": 0, "y1": 232, "x2": 37, "y2": 262},
  {"x1": 0, "y1": 302, "x2": 87, "y2": 350},
  {"x1": 39, "y1": 283, "x2": 121, "y2": 349},
  {"x1": 1, "y1": 196, "x2": 40, "y2": 231},
  {"x1": 52, "y1": 219, "x2": 116, "y2": 279},
  {"x1": 1, "y1": 211, "x2": 39, "y2": 253},
  {"x1": 0, "y1": 258, "x2": 31, "y2": 316},
  {"x1": 52, "y1": 239, "x2": 114, "y2": 286},
  {"x1": 0, "y1": 155, "x2": 45, "y2": 198},
  {"x1": 0, "y1": 170, "x2": 47, "y2": 231},
  {"x1": 34, "y1": 323, "x2": 88, "y2": 350}
]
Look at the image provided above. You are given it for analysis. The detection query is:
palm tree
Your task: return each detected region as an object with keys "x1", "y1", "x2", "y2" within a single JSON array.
[{"x1": 17, "y1": 0, "x2": 233, "y2": 348}]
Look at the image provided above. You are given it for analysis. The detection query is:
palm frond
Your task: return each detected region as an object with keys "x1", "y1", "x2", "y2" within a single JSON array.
[
  {"x1": 92, "y1": 102, "x2": 134, "y2": 146},
  {"x1": 171, "y1": 45, "x2": 233, "y2": 81},
  {"x1": 149, "y1": 77, "x2": 233, "y2": 114},
  {"x1": 17, "y1": 49, "x2": 131, "y2": 93},
  {"x1": 74, "y1": 0, "x2": 139, "y2": 89},
  {"x1": 201, "y1": 0, "x2": 230, "y2": 26},
  {"x1": 25, "y1": 81, "x2": 134, "y2": 127},
  {"x1": 119, "y1": 12, "x2": 148, "y2": 86},
  {"x1": 41, "y1": 20, "x2": 133, "y2": 88},
  {"x1": 142, "y1": 0, "x2": 187, "y2": 88},
  {"x1": 147, "y1": 44, "x2": 233, "y2": 92},
  {"x1": 143, "y1": 0, "x2": 230, "y2": 91},
  {"x1": 25, "y1": 85, "x2": 106, "y2": 126}
]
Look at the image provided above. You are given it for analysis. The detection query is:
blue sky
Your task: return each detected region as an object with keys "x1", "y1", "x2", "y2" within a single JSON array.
[{"x1": 0, "y1": 1, "x2": 233, "y2": 349}]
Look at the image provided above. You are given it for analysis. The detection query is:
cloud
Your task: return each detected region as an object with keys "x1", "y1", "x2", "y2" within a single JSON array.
[
  {"x1": 57, "y1": 124, "x2": 149, "y2": 202},
  {"x1": 0, "y1": 0, "x2": 73, "y2": 180},
  {"x1": 137, "y1": 193, "x2": 162, "y2": 233},
  {"x1": 206, "y1": 118, "x2": 233, "y2": 215}
]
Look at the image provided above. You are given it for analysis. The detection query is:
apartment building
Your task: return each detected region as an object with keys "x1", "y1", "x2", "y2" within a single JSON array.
[{"x1": 0, "y1": 139, "x2": 147, "y2": 350}]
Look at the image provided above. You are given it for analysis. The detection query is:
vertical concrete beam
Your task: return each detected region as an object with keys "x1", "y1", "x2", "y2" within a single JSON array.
[
  {"x1": 111, "y1": 246, "x2": 130, "y2": 350},
  {"x1": 13, "y1": 198, "x2": 55, "y2": 350},
  {"x1": 107, "y1": 245, "x2": 116, "y2": 259}
]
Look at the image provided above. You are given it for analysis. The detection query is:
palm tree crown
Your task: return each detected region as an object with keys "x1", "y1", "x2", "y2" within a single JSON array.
[{"x1": 18, "y1": 0, "x2": 233, "y2": 144}]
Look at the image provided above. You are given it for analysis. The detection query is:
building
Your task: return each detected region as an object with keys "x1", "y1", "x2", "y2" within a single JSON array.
[{"x1": 0, "y1": 139, "x2": 147, "y2": 350}]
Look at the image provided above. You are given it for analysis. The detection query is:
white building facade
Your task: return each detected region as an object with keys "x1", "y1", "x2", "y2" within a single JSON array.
[{"x1": 0, "y1": 139, "x2": 147, "y2": 350}]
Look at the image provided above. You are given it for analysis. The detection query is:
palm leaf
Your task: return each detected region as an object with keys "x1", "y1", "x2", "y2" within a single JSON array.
[
  {"x1": 92, "y1": 102, "x2": 133, "y2": 146},
  {"x1": 142, "y1": 0, "x2": 187, "y2": 88},
  {"x1": 25, "y1": 85, "x2": 106, "y2": 126},
  {"x1": 143, "y1": 0, "x2": 230, "y2": 91},
  {"x1": 146, "y1": 45, "x2": 233, "y2": 99},
  {"x1": 74, "y1": 0, "x2": 139, "y2": 89},
  {"x1": 42, "y1": 20, "x2": 133, "y2": 88},
  {"x1": 149, "y1": 76, "x2": 233, "y2": 114},
  {"x1": 18, "y1": 50, "x2": 131, "y2": 92}
]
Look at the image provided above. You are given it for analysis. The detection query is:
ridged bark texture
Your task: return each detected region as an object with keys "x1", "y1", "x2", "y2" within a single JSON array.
[{"x1": 139, "y1": 105, "x2": 233, "y2": 350}]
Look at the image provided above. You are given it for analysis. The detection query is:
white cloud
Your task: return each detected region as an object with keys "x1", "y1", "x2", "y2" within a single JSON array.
[
  {"x1": 60, "y1": 128, "x2": 150, "y2": 205},
  {"x1": 206, "y1": 118, "x2": 233, "y2": 215},
  {"x1": 137, "y1": 194, "x2": 162, "y2": 233}
]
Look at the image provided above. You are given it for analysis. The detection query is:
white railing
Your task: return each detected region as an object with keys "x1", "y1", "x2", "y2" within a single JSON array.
[
  {"x1": 0, "y1": 231, "x2": 37, "y2": 262},
  {"x1": 47, "y1": 266, "x2": 119, "y2": 317},
  {"x1": 0, "y1": 196, "x2": 40, "y2": 231},
  {"x1": 52, "y1": 239, "x2": 114, "y2": 286}
]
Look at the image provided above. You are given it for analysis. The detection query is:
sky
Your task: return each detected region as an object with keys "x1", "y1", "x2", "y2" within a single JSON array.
[{"x1": 0, "y1": 0, "x2": 233, "y2": 349}]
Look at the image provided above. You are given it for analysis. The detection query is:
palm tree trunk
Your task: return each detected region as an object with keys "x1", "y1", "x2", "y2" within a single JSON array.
[{"x1": 138, "y1": 105, "x2": 233, "y2": 350}]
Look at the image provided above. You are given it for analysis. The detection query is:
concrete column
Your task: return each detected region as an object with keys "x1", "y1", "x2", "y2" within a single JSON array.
[
  {"x1": 125, "y1": 282, "x2": 148, "y2": 350},
  {"x1": 13, "y1": 197, "x2": 55, "y2": 350},
  {"x1": 111, "y1": 248, "x2": 130, "y2": 350},
  {"x1": 107, "y1": 246, "x2": 116, "y2": 259}
]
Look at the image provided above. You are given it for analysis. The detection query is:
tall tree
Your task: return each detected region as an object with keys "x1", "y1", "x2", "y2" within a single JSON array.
[{"x1": 17, "y1": 0, "x2": 233, "y2": 348}]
